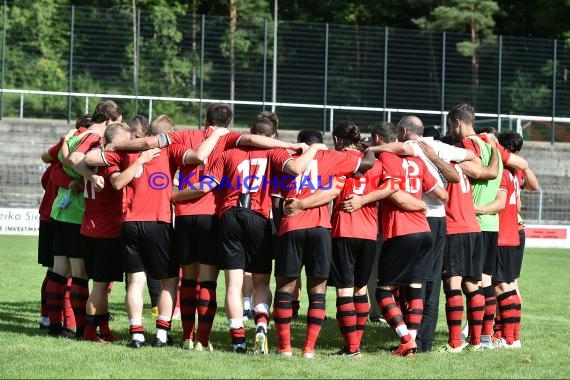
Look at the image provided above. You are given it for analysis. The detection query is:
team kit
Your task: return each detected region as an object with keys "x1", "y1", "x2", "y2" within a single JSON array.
[{"x1": 37, "y1": 100, "x2": 538, "y2": 358}]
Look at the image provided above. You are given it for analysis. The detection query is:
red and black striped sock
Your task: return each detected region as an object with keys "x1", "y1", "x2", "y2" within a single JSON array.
[
  {"x1": 404, "y1": 287, "x2": 424, "y2": 340},
  {"x1": 493, "y1": 311, "x2": 502, "y2": 338},
  {"x1": 353, "y1": 294, "x2": 370, "y2": 344},
  {"x1": 180, "y1": 279, "x2": 199, "y2": 341},
  {"x1": 445, "y1": 289, "x2": 464, "y2": 348},
  {"x1": 466, "y1": 288, "x2": 485, "y2": 346},
  {"x1": 63, "y1": 278, "x2": 76, "y2": 330},
  {"x1": 83, "y1": 314, "x2": 99, "y2": 340},
  {"x1": 98, "y1": 312, "x2": 113, "y2": 338},
  {"x1": 303, "y1": 293, "x2": 326, "y2": 352},
  {"x1": 376, "y1": 288, "x2": 410, "y2": 344},
  {"x1": 497, "y1": 291, "x2": 517, "y2": 344},
  {"x1": 336, "y1": 296, "x2": 358, "y2": 352},
  {"x1": 481, "y1": 286, "x2": 496, "y2": 336},
  {"x1": 273, "y1": 291, "x2": 293, "y2": 352},
  {"x1": 46, "y1": 272, "x2": 67, "y2": 334},
  {"x1": 70, "y1": 277, "x2": 89, "y2": 337},
  {"x1": 513, "y1": 292, "x2": 522, "y2": 342},
  {"x1": 254, "y1": 311, "x2": 270, "y2": 327},
  {"x1": 40, "y1": 272, "x2": 49, "y2": 318},
  {"x1": 230, "y1": 326, "x2": 246, "y2": 346},
  {"x1": 197, "y1": 281, "x2": 217, "y2": 346}
]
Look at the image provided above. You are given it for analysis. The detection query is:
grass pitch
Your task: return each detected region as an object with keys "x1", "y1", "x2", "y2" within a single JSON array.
[{"x1": 0, "y1": 235, "x2": 569, "y2": 378}]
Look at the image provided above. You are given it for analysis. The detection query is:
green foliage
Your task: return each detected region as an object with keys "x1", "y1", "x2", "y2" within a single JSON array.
[{"x1": 507, "y1": 69, "x2": 551, "y2": 113}]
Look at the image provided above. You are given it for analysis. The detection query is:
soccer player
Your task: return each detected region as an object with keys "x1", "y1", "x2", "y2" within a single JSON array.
[
  {"x1": 447, "y1": 103, "x2": 529, "y2": 349},
  {"x1": 39, "y1": 115, "x2": 91, "y2": 332},
  {"x1": 271, "y1": 128, "x2": 375, "y2": 358},
  {"x1": 282, "y1": 122, "x2": 412, "y2": 356},
  {"x1": 172, "y1": 115, "x2": 328, "y2": 354},
  {"x1": 46, "y1": 101, "x2": 122, "y2": 338},
  {"x1": 366, "y1": 121, "x2": 448, "y2": 357}
]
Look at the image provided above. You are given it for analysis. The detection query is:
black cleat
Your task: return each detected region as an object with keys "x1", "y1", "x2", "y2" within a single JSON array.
[
  {"x1": 128, "y1": 339, "x2": 145, "y2": 349},
  {"x1": 335, "y1": 346, "x2": 363, "y2": 357},
  {"x1": 152, "y1": 335, "x2": 174, "y2": 348}
]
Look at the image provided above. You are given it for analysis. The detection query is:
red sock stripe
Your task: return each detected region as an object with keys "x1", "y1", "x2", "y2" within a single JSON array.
[
  {"x1": 465, "y1": 289, "x2": 484, "y2": 345},
  {"x1": 197, "y1": 281, "x2": 217, "y2": 346},
  {"x1": 70, "y1": 277, "x2": 89, "y2": 332},
  {"x1": 230, "y1": 327, "x2": 246, "y2": 345},
  {"x1": 254, "y1": 311, "x2": 270, "y2": 326},
  {"x1": 46, "y1": 273, "x2": 68, "y2": 327},
  {"x1": 498, "y1": 292, "x2": 517, "y2": 344},
  {"x1": 304, "y1": 294, "x2": 326, "y2": 352},
  {"x1": 376, "y1": 288, "x2": 405, "y2": 332},
  {"x1": 336, "y1": 296, "x2": 358, "y2": 352},
  {"x1": 481, "y1": 286, "x2": 496, "y2": 336},
  {"x1": 353, "y1": 294, "x2": 370, "y2": 343},
  {"x1": 180, "y1": 279, "x2": 198, "y2": 340},
  {"x1": 445, "y1": 289, "x2": 464, "y2": 347},
  {"x1": 404, "y1": 287, "x2": 424, "y2": 332},
  {"x1": 156, "y1": 318, "x2": 172, "y2": 331},
  {"x1": 273, "y1": 291, "x2": 293, "y2": 352},
  {"x1": 513, "y1": 294, "x2": 522, "y2": 341},
  {"x1": 129, "y1": 324, "x2": 144, "y2": 334}
]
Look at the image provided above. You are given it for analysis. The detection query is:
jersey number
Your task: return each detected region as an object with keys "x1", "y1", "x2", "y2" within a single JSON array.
[
  {"x1": 237, "y1": 158, "x2": 268, "y2": 194},
  {"x1": 401, "y1": 159, "x2": 421, "y2": 194}
]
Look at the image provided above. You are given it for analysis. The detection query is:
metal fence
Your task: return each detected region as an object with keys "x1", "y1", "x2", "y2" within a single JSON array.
[{"x1": 0, "y1": 4, "x2": 570, "y2": 141}]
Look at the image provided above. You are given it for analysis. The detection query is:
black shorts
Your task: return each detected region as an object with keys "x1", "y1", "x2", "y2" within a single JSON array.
[
  {"x1": 38, "y1": 220, "x2": 54, "y2": 267},
  {"x1": 515, "y1": 229, "x2": 525, "y2": 278},
  {"x1": 275, "y1": 227, "x2": 332, "y2": 278},
  {"x1": 329, "y1": 238, "x2": 377, "y2": 289},
  {"x1": 217, "y1": 208, "x2": 273, "y2": 274},
  {"x1": 378, "y1": 232, "x2": 433, "y2": 286},
  {"x1": 121, "y1": 221, "x2": 178, "y2": 280},
  {"x1": 481, "y1": 231, "x2": 498, "y2": 276},
  {"x1": 174, "y1": 215, "x2": 218, "y2": 266},
  {"x1": 82, "y1": 235, "x2": 124, "y2": 282},
  {"x1": 494, "y1": 246, "x2": 521, "y2": 283},
  {"x1": 442, "y1": 232, "x2": 482, "y2": 281},
  {"x1": 52, "y1": 220, "x2": 82, "y2": 259}
]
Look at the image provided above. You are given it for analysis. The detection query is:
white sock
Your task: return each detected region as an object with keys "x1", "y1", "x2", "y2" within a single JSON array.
[
  {"x1": 254, "y1": 303, "x2": 270, "y2": 330},
  {"x1": 229, "y1": 319, "x2": 244, "y2": 330},
  {"x1": 243, "y1": 297, "x2": 252, "y2": 311},
  {"x1": 130, "y1": 318, "x2": 145, "y2": 342},
  {"x1": 156, "y1": 315, "x2": 170, "y2": 342},
  {"x1": 409, "y1": 329, "x2": 417, "y2": 340},
  {"x1": 395, "y1": 324, "x2": 409, "y2": 338}
]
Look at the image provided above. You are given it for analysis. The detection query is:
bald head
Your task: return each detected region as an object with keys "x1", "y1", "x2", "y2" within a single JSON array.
[{"x1": 397, "y1": 115, "x2": 424, "y2": 141}]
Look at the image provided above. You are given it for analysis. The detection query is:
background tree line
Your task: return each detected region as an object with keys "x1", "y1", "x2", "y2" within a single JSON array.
[{"x1": 1, "y1": 0, "x2": 569, "y2": 138}]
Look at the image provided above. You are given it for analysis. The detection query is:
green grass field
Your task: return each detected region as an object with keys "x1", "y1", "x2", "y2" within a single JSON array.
[{"x1": 0, "y1": 235, "x2": 569, "y2": 379}]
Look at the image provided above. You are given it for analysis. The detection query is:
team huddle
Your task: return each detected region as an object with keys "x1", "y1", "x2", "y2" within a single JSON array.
[{"x1": 37, "y1": 100, "x2": 538, "y2": 357}]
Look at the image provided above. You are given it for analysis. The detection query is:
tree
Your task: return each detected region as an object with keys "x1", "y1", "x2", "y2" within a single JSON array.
[{"x1": 414, "y1": 0, "x2": 499, "y2": 87}]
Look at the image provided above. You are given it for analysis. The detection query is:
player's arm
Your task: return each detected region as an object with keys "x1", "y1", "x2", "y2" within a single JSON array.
[
  {"x1": 459, "y1": 142, "x2": 499, "y2": 180},
  {"x1": 282, "y1": 143, "x2": 328, "y2": 176},
  {"x1": 106, "y1": 135, "x2": 161, "y2": 151},
  {"x1": 284, "y1": 177, "x2": 344, "y2": 216},
  {"x1": 366, "y1": 142, "x2": 415, "y2": 156},
  {"x1": 183, "y1": 127, "x2": 230, "y2": 165},
  {"x1": 110, "y1": 148, "x2": 161, "y2": 190},
  {"x1": 417, "y1": 141, "x2": 460, "y2": 183},
  {"x1": 474, "y1": 190, "x2": 507, "y2": 215},
  {"x1": 238, "y1": 134, "x2": 307, "y2": 153},
  {"x1": 427, "y1": 184, "x2": 448, "y2": 203},
  {"x1": 340, "y1": 178, "x2": 399, "y2": 212},
  {"x1": 171, "y1": 176, "x2": 218, "y2": 203},
  {"x1": 386, "y1": 190, "x2": 427, "y2": 212},
  {"x1": 521, "y1": 167, "x2": 539, "y2": 191},
  {"x1": 357, "y1": 149, "x2": 376, "y2": 173}
]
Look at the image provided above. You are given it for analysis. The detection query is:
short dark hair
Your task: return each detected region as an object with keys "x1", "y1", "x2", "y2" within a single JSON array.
[
  {"x1": 104, "y1": 122, "x2": 131, "y2": 144},
  {"x1": 205, "y1": 103, "x2": 233, "y2": 128},
  {"x1": 447, "y1": 103, "x2": 475, "y2": 127},
  {"x1": 497, "y1": 130, "x2": 523, "y2": 153},
  {"x1": 372, "y1": 121, "x2": 397, "y2": 143},
  {"x1": 476, "y1": 126, "x2": 497, "y2": 135},
  {"x1": 251, "y1": 112, "x2": 279, "y2": 137},
  {"x1": 128, "y1": 115, "x2": 151, "y2": 137},
  {"x1": 75, "y1": 114, "x2": 92, "y2": 130},
  {"x1": 333, "y1": 121, "x2": 361, "y2": 150},
  {"x1": 92, "y1": 100, "x2": 123, "y2": 124},
  {"x1": 297, "y1": 129, "x2": 323, "y2": 145},
  {"x1": 440, "y1": 134, "x2": 457, "y2": 145}
]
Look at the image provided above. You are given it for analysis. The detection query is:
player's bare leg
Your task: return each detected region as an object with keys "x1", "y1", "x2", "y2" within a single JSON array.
[
  {"x1": 225, "y1": 269, "x2": 246, "y2": 353},
  {"x1": 126, "y1": 271, "x2": 146, "y2": 348}
]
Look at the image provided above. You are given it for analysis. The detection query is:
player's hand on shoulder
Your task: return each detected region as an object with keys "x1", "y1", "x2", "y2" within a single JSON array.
[
  {"x1": 283, "y1": 198, "x2": 303, "y2": 216},
  {"x1": 90, "y1": 175, "x2": 105, "y2": 192},
  {"x1": 68, "y1": 179, "x2": 84, "y2": 194},
  {"x1": 139, "y1": 148, "x2": 161, "y2": 163}
]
